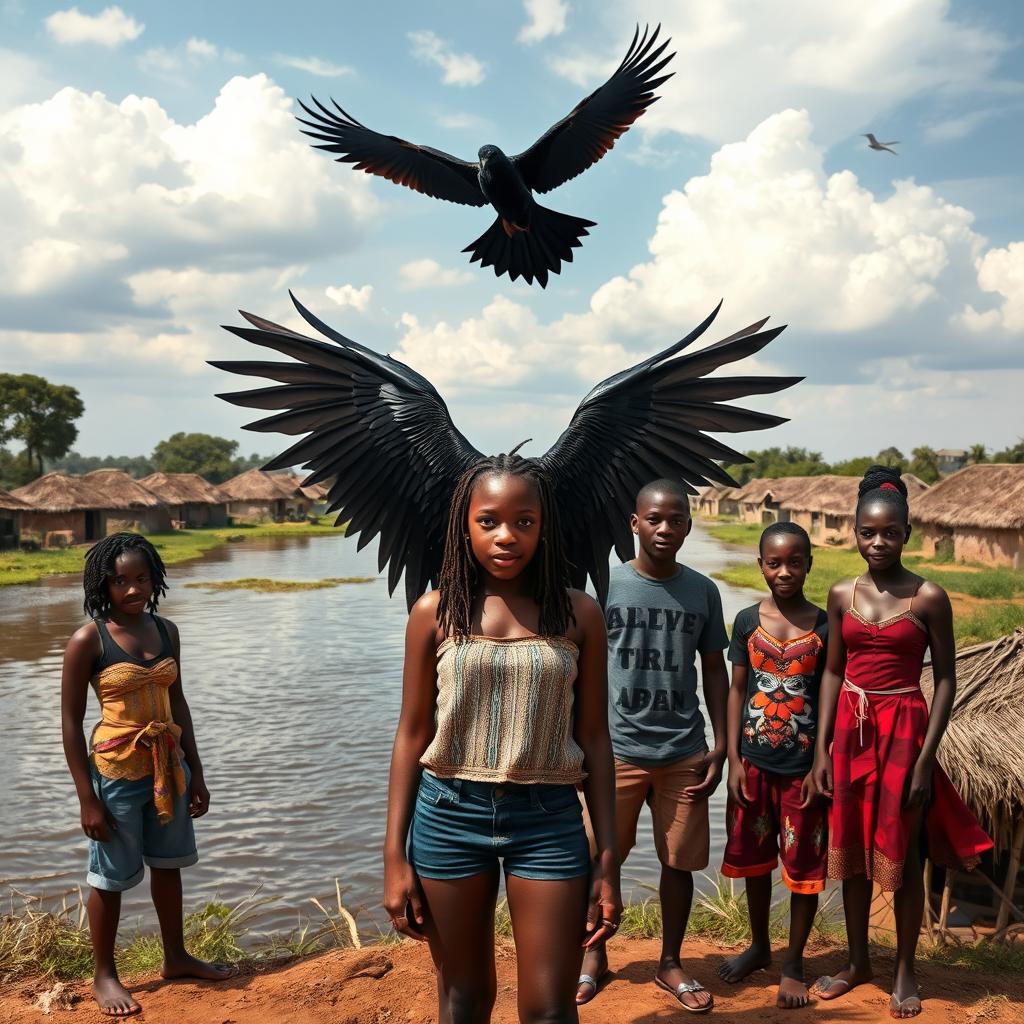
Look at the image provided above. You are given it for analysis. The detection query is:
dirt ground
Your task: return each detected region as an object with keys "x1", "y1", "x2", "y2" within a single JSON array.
[{"x1": 2, "y1": 938, "x2": 1019, "y2": 1023}]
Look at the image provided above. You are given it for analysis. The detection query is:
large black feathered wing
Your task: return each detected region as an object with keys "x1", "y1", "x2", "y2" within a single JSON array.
[
  {"x1": 210, "y1": 293, "x2": 483, "y2": 607},
  {"x1": 513, "y1": 24, "x2": 674, "y2": 195},
  {"x1": 296, "y1": 98, "x2": 487, "y2": 207},
  {"x1": 539, "y1": 305, "x2": 801, "y2": 603}
]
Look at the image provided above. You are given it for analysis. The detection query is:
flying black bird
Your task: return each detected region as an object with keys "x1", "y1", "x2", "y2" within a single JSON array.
[
  {"x1": 296, "y1": 25, "x2": 674, "y2": 288},
  {"x1": 863, "y1": 133, "x2": 899, "y2": 155},
  {"x1": 211, "y1": 296, "x2": 800, "y2": 607}
]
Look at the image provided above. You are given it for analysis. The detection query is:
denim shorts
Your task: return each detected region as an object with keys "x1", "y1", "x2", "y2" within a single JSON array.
[
  {"x1": 87, "y1": 760, "x2": 198, "y2": 892},
  {"x1": 409, "y1": 770, "x2": 590, "y2": 881}
]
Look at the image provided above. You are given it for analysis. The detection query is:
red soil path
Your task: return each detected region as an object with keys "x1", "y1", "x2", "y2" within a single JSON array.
[{"x1": 2, "y1": 938, "x2": 1019, "y2": 1023}]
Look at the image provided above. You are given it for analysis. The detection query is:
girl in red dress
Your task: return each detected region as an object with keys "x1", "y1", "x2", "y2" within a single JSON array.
[{"x1": 811, "y1": 466, "x2": 991, "y2": 1019}]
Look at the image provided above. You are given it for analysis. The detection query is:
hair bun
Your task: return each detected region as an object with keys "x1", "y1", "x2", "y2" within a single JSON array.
[{"x1": 858, "y1": 464, "x2": 907, "y2": 500}]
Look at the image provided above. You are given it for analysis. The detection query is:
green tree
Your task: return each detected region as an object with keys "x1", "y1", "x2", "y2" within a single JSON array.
[
  {"x1": 875, "y1": 446, "x2": 906, "y2": 470},
  {"x1": 731, "y1": 446, "x2": 829, "y2": 485},
  {"x1": 966, "y1": 444, "x2": 988, "y2": 465},
  {"x1": 992, "y1": 438, "x2": 1024, "y2": 463},
  {"x1": 230, "y1": 451, "x2": 273, "y2": 475},
  {"x1": 908, "y1": 445, "x2": 940, "y2": 484},
  {"x1": 47, "y1": 451, "x2": 156, "y2": 478},
  {"x1": 0, "y1": 373, "x2": 84, "y2": 481},
  {"x1": 151, "y1": 433, "x2": 239, "y2": 483},
  {"x1": 829, "y1": 455, "x2": 875, "y2": 477}
]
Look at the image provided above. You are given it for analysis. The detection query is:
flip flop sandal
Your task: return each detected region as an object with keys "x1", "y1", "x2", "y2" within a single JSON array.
[
  {"x1": 813, "y1": 976, "x2": 852, "y2": 1000},
  {"x1": 655, "y1": 976, "x2": 713, "y2": 1014},
  {"x1": 575, "y1": 968, "x2": 609, "y2": 1005},
  {"x1": 889, "y1": 992, "x2": 923, "y2": 1018}
]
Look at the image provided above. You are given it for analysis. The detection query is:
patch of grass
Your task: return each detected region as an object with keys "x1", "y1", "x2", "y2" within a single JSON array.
[
  {"x1": 912, "y1": 938, "x2": 1024, "y2": 974},
  {"x1": 705, "y1": 522, "x2": 765, "y2": 548},
  {"x1": 184, "y1": 576, "x2": 375, "y2": 593},
  {"x1": 0, "y1": 521, "x2": 345, "y2": 588}
]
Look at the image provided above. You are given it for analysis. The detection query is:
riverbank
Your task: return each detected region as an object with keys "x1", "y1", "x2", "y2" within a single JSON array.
[
  {"x1": 706, "y1": 521, "x2": 1024, "y2": 647},
  {"x1": 0, "y1": 521, "x2": 343, "y2": 587},
  {"x1": 3, "y1": 938, "x2": 1020, "y2": 1023}
]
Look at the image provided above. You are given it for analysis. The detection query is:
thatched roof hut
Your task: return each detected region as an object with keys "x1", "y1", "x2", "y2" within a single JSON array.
[
  {"x1": 696, "y1": 484, "x2": 742, "y2": 518},
  {"x1": 139, "y1": 472, "x2": 227, "y2": 506},
  {"x1": 734, "y1": 476, "x2": 812, "y2": 524},
  {"x1": 0, "y1": 487, "x2": 29, "y2": 549},
  {"x1": 921, "y1": 630, "x2": 1024, "y2": 934},
  {"x1": 139, "y1": 473, "x2": 229, "y2": 528},
  {"x1": 920, "y1": 630, "x2": 1024, "y2": 853},
  {"x1": 911, "y1": 464, "x2": 1024, "y2": 567},
  {"x1": 0, "y1": 488, "x2": 29, "y2": 511},
  {"x1": 12, "y1": 470, "x2": 171, "y2": 544},
  {"x1": 219, "y1": 468, "x2": 296, "y2": 503},
  {"x1": 219, "y1": 469, "x2": 314, "y2": 522},
  {"x1": 13, "y1": 470, "x2": 165, "y2": 512}
]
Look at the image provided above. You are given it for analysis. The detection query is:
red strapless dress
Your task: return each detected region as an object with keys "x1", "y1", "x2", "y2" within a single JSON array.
[{"x1": 827, "y1": 594, "x2": 992, "y2": 891}]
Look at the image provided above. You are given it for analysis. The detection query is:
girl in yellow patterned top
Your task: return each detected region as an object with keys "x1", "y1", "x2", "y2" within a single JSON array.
[{"x1": 61, "y1": 533, "x2": 232, "y2": 1018}]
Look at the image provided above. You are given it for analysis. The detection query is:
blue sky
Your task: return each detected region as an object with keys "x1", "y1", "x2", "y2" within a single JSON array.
[{"x1": 2, "y1": 0, "x2": 1022, "y2": 466}]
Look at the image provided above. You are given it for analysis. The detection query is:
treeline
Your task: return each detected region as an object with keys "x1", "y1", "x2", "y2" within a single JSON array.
[
  {"x1": 732, "y1": 443, "x2": 1024, "y2": 486},
  {"x1": 1, "y1": 372, "x2": 271, "y2": 490}
]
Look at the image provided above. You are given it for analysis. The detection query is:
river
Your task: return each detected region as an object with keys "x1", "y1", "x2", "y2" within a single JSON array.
[{"x1": 0, "y1": 522, "x2": 761, "y2": 937}]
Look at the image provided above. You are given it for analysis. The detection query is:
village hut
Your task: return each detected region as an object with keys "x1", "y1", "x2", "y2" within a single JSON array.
[
  {"x1": 13, "y1": 470, "x2": 170, "y2": 546},
  {"x1": 0, "y1": 487, "x2": 29, "y2": 549},
  {"x1": 696, "y1": 484, "x2": 742, "y2": 518},
  {"x1": 139, "y1": 473, "x2": 229, "y2": 528},
  {"x1": 911, "y1": 464, "x2": 1024, "y2": 568},
  {"x1": 919, "y1": 630, "x2": 1024, "y2": 940},
  {"x1": 219, "y1": 469, "x2": 316, "y2": 523},
  {"x1": 777, "y1": 473, "x2": 929, "y2": 546},
  {"x1": 734, "y1": 476, "x2": 809, "y2": 525}
]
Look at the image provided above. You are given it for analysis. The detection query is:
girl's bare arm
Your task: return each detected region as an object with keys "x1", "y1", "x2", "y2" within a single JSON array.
[
  {"x1": 164, "y1": 618, "x2": 211, "y2": 816},
  {"x1": 906, "y1": 582, "x2": 955, "y2": 806},
  {"x1": 811, "y1": 580, "x2": 850, "y2": 797},
  {"x1": 60, "y1": 624, "x2": 111, "y2": 839},
  {"x1": 572, "y1": 591, "x2": 621, "y2": 943},
  {"x1": 382, "y1": 591, "x2": 441, "y2": 939}
]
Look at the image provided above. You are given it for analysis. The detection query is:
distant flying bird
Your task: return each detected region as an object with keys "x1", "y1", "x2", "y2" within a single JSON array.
[
  {"x1": 863, "y1": 133, "x2": 899, "y2": 155},
  {"x1": 296, "y1": 25, "x2": 675, "y2": 288}
]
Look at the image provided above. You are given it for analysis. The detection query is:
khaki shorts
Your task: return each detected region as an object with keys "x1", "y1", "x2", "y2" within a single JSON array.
[{"x1": 584, "y1": 749, "x2": 710, "y2": 871}]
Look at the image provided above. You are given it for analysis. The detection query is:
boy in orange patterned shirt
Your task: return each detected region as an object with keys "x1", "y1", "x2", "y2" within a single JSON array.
[{"x1": 718, "y1": 522, "x2": 829, "y2": 1009}]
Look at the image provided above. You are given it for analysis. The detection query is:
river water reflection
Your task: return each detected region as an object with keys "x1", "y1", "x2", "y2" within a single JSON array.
[{"x1": 0, "y1": 523, "x2": 760, "y2": 936}]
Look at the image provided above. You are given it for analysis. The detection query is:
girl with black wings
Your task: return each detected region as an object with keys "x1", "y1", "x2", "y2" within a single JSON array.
[{"x1": 213, "y1": 294, "x2": 800, "y2": 1021}]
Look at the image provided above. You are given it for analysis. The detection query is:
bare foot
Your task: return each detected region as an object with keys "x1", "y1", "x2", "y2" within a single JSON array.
[
  {"x1": 777, "y1": 973, "x2": 810, "y2": 1009},
  {"x1": 718, "y1": 944, "x2": 771, "y2": 983},
  {"x1": 93, "y1": 974, "x2": 141, "y2": 1017},
  {"x1": 656, "y1": 960, "x2": 713, "y2": 1013},
  {"x1": 576, "y1": 945, "x2": 608, "y2": 1005},
  {"x1": 812, "y1": 963, "x2": 873, "y2": 1001},
  {"x1": 161, "y1": 952, "x2": 236, "y2": 982}
]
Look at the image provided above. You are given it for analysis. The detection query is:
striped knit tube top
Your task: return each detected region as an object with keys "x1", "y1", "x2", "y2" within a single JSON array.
[{"x1": 420, "y1": 634, "x2": 586, "y2": 785}]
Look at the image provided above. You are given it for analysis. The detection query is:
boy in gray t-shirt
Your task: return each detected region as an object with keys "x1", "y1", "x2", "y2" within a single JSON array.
[{"x1": 578, "y1": 479, "x2": 728, "y2": 1013}]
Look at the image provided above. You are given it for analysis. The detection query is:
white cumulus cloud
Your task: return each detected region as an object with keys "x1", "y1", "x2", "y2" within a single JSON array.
[
  {"x1": 959, "y1": 243, "x2": 1024, "y2": 333},
  {"x1": 554, "y1": 0, "x2": 1010, "y2": 144},
  {"x1": 45, "y1": 5, "x2": 143, "y2": 47},
  {"x1": 408, "y1": 30, "x2": 485, "y2": 87},
  {"x1": 399, "y1": 259, "x2": 474, "y2": 290},
  {"x1": 519, "y1": 0, "x2": 569, "y2": 44},
  {"x1": 325, "y1": 283, "x2": 374, "y2": 310},
  {"x1": 0, "y1": 75, "x2": 376, "y2": 375}
]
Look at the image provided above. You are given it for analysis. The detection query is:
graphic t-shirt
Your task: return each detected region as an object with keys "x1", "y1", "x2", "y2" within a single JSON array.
[
  {"x1": 606, "y1": 562, "x2": 729, "y2": 766},
  {"x1": 728, "y1": 603, "x2": 828, "y2": 776}
]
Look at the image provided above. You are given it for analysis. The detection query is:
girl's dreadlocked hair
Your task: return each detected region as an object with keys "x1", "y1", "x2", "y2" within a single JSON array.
[
  {"x1": 82, "y1": 532, "x2": 168, "y2": 618},
  {"x1": 436, "y1": 450, "x2": 574, "y2": 639}
]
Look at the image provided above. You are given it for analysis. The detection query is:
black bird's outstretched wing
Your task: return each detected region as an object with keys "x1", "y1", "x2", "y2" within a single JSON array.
[
  {"x1": 513, "y1": 24, "x2": 674, "y2": 195},
  {"x1": 296, "y1": 98, "x2": 487, "y2": 207},
  {"x1": 211, "y1": 293, "x2": 484, "y2": 607},
  {"x1": 539, "y1": 306, "x2": 800, "y2": 603}
]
